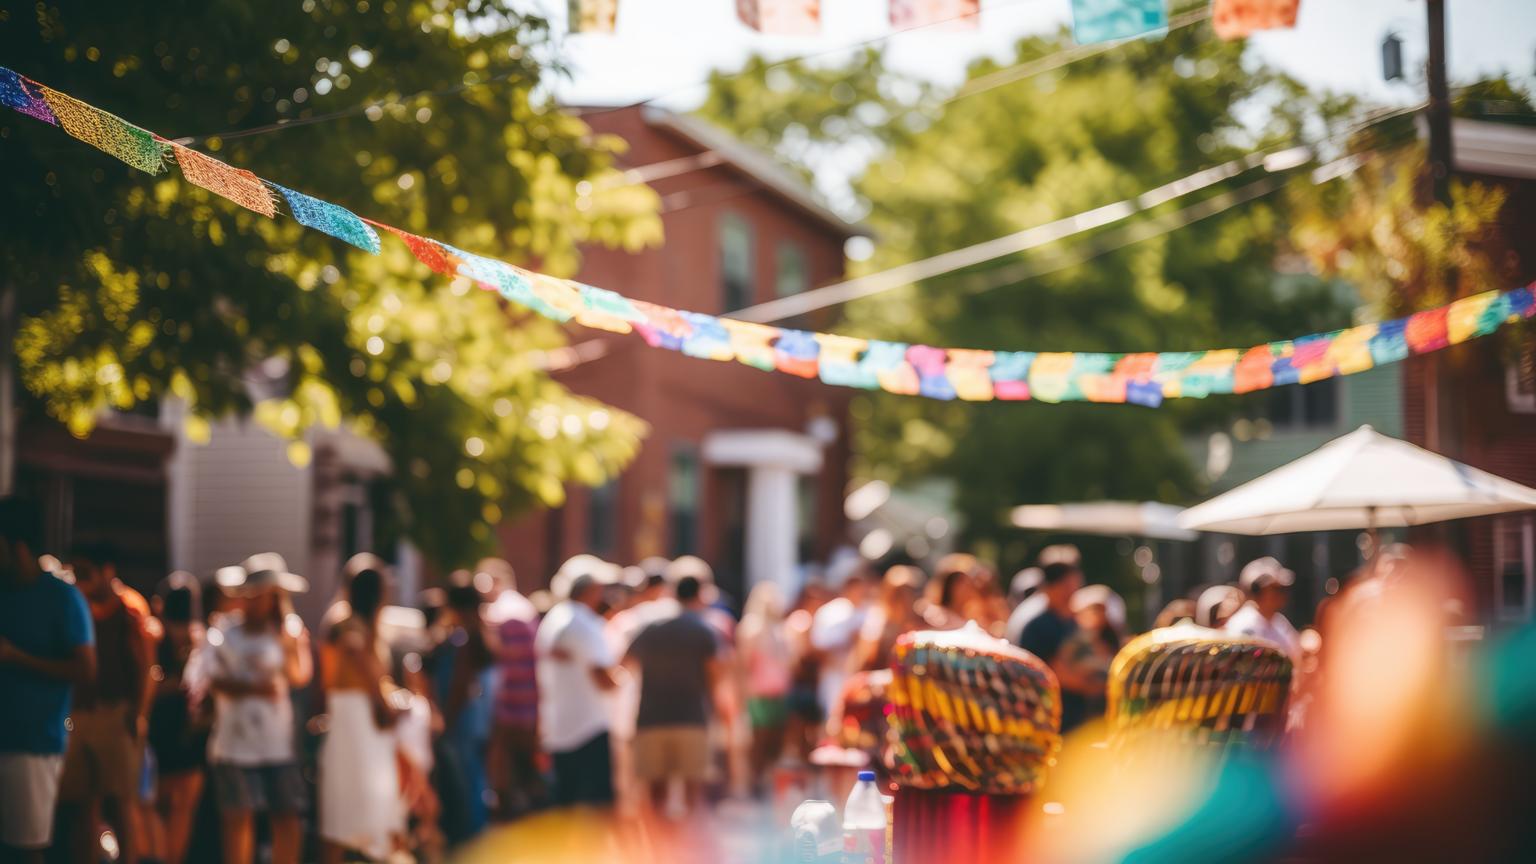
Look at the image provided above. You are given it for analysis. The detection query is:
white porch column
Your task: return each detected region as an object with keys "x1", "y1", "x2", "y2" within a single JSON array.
[
  {"x1": 702, "y1": 429, "x2": 824, "y2": 594},
  {"x1": 746, "y1": 465, "x2": 799, "y2": 594}
]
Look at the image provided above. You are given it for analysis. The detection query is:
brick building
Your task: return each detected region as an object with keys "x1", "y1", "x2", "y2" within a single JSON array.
[
  {"x1": 1402, "y1": 117, "x2": 1536, "y2": 629},
  {"x1": 495, "y1": 106, "x2": 870, "y2": 605}
]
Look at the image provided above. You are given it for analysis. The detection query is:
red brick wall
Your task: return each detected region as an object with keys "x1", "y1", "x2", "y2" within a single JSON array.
[
  {"x1": 1404, "y1": 170, "x2": 1536, "y2": 622},
  {"x1": 494, "y1": 108, "x2": 855, "y2": 593}
]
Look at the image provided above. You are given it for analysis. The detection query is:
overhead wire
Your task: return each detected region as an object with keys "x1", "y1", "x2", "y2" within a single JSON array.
[{"x1": 170, "y1": 0, "x2": 1033, "y2": 146}]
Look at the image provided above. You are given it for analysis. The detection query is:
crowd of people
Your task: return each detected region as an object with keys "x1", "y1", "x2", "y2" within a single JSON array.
[{"x1": 1, "y1": 493, "x2": 1314, "y2": 864}]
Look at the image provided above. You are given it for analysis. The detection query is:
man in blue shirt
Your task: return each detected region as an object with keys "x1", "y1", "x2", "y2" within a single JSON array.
[{"x1": 0, "y1": 497, "x2": 96, "y2": 862}]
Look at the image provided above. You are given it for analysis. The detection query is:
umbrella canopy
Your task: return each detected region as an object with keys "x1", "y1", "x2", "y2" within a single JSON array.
[
  {"x1": 1178, "y1": 425, "x2": 1536, "y2": 535},
  {"x1": 1010, "y1": 501, "x2": 1197, "y2": 541}
]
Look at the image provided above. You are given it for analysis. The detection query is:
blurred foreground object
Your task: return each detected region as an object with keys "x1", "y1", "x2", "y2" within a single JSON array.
[
  {"x1": 1107, "y1": 625, "x2": 1293, "y2": 755},
  {"x1": 884, "y1": 622, "x2": 1060, "y2": 795}
]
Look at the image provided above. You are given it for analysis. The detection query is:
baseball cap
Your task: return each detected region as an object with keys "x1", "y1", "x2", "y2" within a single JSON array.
[{"x1": 1238, "y1": 557, "x2": 1295, "y2": 594}]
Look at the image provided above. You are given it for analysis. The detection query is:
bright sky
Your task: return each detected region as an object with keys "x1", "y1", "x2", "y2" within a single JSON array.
[{"x1": 545, "y1": 0, "x2": 1536, "y2": 110}]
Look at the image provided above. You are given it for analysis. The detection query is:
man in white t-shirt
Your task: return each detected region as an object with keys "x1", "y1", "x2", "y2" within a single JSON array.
[
  {"x1": 1224, "y1": 556, "x2": 1301, "y2": 660},
  {"x1": 535, "y1": 573, "x2": 621, "y2": 805},
  {"x1": 809, "y1": 572, "x2": 873, "y2": 733}
]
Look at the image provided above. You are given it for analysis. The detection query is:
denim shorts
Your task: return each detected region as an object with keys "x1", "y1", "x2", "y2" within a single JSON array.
[{"x1": 210, "y1": 761, "x2": 307, "y2": 814}]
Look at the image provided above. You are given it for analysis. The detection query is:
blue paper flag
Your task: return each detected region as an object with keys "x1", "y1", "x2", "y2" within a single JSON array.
[
  {"x1": 681, "y1": 313, "x2": 732, "y2": 361},
  {"x1": 1126, "y1": 379, "x2": 1165, "y2": 407},
  {"x1": 271, "y1": 183, "x2": 381, "y2": 254},
  {"x1": 1071, "y1": 0, "x2": 1168, "y2": 45}
]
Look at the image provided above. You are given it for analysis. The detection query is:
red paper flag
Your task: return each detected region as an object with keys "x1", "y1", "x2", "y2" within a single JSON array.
[
  {"x1": 736, "y1": 0, "x2": 821, "y2": 35},
  {"x1": 890, "y1": 0, "x2": 980, "y2": 31},
  {"x1": 1211, "y1": 0, "x2": 1301, "y2": 40},
  {"x1": 365, "y1": 220, "x2": 459, "y2": 275}
]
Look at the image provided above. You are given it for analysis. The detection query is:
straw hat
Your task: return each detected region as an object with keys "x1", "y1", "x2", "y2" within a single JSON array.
[{"x1": 215, "y1": 552, "x2": 310, "y2": 596}]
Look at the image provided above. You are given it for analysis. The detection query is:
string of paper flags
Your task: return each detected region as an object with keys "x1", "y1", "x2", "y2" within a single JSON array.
[
  {"x1": 571, "y1": 0, "x2": 1299, "y2": 44},
  {"x1": 3, "y1": 66, "x2": 1533, "y2": 407}
]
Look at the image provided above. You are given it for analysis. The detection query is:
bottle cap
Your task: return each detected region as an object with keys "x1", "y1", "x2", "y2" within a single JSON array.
[{"x1": 858, "y1": 770, "x2": 876, "y2": 782}]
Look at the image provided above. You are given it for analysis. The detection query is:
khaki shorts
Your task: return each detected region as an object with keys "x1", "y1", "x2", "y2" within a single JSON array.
[
  {"x1": 60, "y1": 703, "x2": 141, "y2": 802},
  {"x1": 632, "y1": 725, "x2": 710, "y2": 782},
  {"x1": 0, "y1": 753, "x2": 64, "y2": 849}
]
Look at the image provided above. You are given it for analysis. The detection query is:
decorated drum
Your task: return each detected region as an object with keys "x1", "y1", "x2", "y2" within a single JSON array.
[
  {"x1": 884, "y1": 622, "x2": 1061, "y2": 795},
  {"x1": 1106, "y1": 624, "x2": 1293, "y2": 752}
]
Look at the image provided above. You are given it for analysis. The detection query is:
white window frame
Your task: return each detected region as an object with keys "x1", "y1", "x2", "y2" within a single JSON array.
[
  {"x1": 1506, "y1": 363, "x2": 1536, "y2": 414},
  {"x1": 1494, "y1": 514, "x2": 1535, "y2": 623}
]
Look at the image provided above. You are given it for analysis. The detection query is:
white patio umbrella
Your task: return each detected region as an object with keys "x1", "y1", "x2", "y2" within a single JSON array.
[{"x1": 1178, "y1": 425, "x2": 1536, "y2": 537}]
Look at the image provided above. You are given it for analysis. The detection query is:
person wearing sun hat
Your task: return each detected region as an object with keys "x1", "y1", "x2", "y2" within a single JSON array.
[
  {"x1": 1225, "y1": 556, "x2": 1301, "y2": 660},
  {"x1": 204, "y1": 553, "x2": 312, "y2": 864}
]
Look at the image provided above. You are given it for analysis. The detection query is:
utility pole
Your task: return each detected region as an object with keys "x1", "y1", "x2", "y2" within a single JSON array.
[
  {"x1": 1420, "y1": 0, "x2": 1454, "y2": 457},
  {"x1": 1425, "y1": 0, "x2": 1454, "y2": 209}
]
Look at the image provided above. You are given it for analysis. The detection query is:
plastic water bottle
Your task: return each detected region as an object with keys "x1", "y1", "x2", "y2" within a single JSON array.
[{"x1": 841, "y1": 770, "x2": 887, "y2": 864}]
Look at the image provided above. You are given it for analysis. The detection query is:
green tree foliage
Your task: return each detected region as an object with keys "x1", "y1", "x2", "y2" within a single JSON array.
[
  {"x1": 696, "y1": 48, "x2": 929, "y2": 202},
  {"x1": 1288, "y1": 80, "x2": 1534, "y2": 315},
  {"x1": 700, "y1": 29, "x2": 1352, "y2": 571},
  {"x1": 1, "y1": 1, "x2": 662, "y2": 564}
]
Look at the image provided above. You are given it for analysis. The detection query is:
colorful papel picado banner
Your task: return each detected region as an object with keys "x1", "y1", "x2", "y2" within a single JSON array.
[{"x1": 4, "y1": 66, "x2": 1533, "y2": 407}]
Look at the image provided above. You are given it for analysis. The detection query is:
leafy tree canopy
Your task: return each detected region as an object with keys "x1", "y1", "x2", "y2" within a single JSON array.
[
  {"x1": 1, "y1": 0, "x2": 662, "y2": 564},
  {"x1": 699, "y1": 24, "x2": 1356, "y2": 572}
]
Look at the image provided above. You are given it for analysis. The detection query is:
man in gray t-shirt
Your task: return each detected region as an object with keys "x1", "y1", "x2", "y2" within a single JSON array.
[{"x1": 623, "y1": 575, "x2": 721, "y2": 814}]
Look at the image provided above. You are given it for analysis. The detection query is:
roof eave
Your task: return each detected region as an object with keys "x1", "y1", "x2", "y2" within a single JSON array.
[{"x1": 638, "y1": 105, "x2": 873, "y2": 239}]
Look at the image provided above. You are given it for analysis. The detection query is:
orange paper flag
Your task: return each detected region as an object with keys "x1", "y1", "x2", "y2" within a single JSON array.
[
  {"x1": 1212, "y1": 0, "x2": 1301, "y2": 40},
  {"x1": 170, "y1": 143, "x2": 277, "y2": 217}
]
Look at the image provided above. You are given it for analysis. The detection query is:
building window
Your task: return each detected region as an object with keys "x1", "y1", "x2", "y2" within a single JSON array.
[
  {"x1": 669, "y1": 447, "x2": 700, "y2": 556},
  {"x1": 1507, "y1": 340, "x2": 1535, "y2": 414},
  {"x1": 719, "y1": 212, "x2": 754, "y2": 311},
  {"x1": 775, "y1": 243, "x2": 808, "y2": 297},
  {"x1": 1495, "y1": 514, "x2": 1534, "y2": 623},
  {"x1": 1267, "y1": 378, "x2": 1339, "y2": 429},
  {"x1": 588, "y1": 479, "x2": 618, "y2": 557}
]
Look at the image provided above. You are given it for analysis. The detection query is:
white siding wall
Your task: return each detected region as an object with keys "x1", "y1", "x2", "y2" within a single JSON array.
[{"x1": 166, "y1": 413, "x2": 313, "y2": 586}]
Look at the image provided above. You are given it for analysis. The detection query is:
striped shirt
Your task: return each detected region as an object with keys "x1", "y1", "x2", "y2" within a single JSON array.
[{"x1": 493, "y1": 616, "x2": 539, "y2": 727}]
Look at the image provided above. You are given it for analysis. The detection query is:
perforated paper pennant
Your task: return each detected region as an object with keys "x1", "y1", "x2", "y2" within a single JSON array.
[
  {"x1": 736, "y1": 0, "x2": 821, "y2": 35},
  {"x1": 569, "y1": 0, "x2": 619, "y2": 33},
  {"x1": 774, "y1": 329, "x2": 821, "y2": 379},
  {"x1": 172, "y1": 144, "x2": 277, "y2": 218},
  {"x1": 1070, "y1": 0, "x2": 1167, "y2": 45},
  {"x1": 946, "y1": 349, "x2": 996, "y2": 402},
  {"x1": 889, "y1": 0, "x2": 980, "y2": 31},
  {"x1": 681, "y1": 313, "x2": 734, "y2": 361},
  {"x1": 8, "y1": 68, "x2": 1534, "y2": 410},
  {"x1": 816, "y1": 333, "x2": 876, "y2": 389},
  {"x1": 1211, "y1": 0, "x2": 1301, "y2": 40},
  {"x1": 722, "y1": 319, "x2": 780, "y2": 371},
  {"x1": 40, "y1": 86, "x2": 167, "y2": 174},
  {"x1": 0, "y1": 69, "x2": 56, "y2": 125}
]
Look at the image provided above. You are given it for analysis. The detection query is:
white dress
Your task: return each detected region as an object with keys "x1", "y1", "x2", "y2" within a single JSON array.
[{"x1": 319, "y1": 632, "x2": 402, "y2": 861}]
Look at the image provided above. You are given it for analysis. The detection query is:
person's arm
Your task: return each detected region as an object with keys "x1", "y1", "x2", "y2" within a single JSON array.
[
  {"x1": 589, "y1": 664, "x2": 621, "y2": 691},
  {"x1": 210, "y1": 676, "x2": 280, "y2": 698},
  {"x1": 283, "y1": 616, "x2": 314, "y2": 688},
  {"x1": 128, "y1": 612, "x2": 156, "y2": 737},
  {"x1": 1049, "y1": 643, "x2": 1106, "y2": 696},
  {"x1": 0, "y1": 638, "x2": 96, "y2": 685},
  {"x1": 587, "y1": 626, "x2": 620, "y2": 692},
  {"x1": 337, "y1": 627, "x2": 395, "y2": 718},
  {"x1": 706, "y1": 654, "x2": 731, "y2": 724}
]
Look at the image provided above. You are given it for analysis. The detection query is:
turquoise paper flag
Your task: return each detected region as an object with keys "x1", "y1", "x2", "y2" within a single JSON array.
[{"x1": 1071, "y1": 0, "x2": 1167, "y2": 45}]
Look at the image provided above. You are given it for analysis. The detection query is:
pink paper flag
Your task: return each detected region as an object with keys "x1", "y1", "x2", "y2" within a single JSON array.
[
  {"x1": 890, "y1": 0, "x2": 980, "y2": 30},
  {"x1": 737, "y1": 0, "x2": 821, "y2": 35}
]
